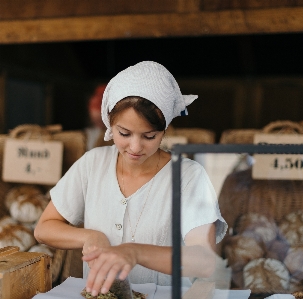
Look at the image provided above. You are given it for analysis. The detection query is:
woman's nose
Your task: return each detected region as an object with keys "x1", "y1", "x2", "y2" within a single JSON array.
[{"x1": 129, "y1": 137, "x2": 142, "y2": 153}]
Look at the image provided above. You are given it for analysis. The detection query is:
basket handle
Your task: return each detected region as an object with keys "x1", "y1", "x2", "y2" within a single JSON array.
[
  {"x1": 262, "y1": 120, "x2": 303, "y2": 134},
  {"x1": 8, "y1": 124, "x2": 62, "y2": 140}
]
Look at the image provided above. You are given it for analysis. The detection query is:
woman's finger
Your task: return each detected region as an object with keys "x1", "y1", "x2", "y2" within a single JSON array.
[
  {"x1": 118, "y1": 264, "x2": 132, "y2": 280},
  {"x1": 85, "y1": 254, "x2": 107, "y2": 293},
  {"x1": 100, "y1": 265, "x2": 122, "y2": 294}
]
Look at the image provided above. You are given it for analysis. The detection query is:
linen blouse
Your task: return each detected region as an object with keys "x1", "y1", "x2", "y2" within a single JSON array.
[{"x1": 50, "y1": 145, "x2": 227, "y2": 286}]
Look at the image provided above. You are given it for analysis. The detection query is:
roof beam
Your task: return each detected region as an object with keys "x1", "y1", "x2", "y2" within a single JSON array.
[{"x1": 1, "y1": 7, "x2": 303, "y2": 44}]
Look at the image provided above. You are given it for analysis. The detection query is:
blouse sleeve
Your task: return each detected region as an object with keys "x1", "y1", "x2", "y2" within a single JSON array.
[
  {"x1": 50, "y1": 152, "x2": 90, "y2": 226},
  {"x1": 181, "y1": 159, "x2": 228, "y2": 244}
]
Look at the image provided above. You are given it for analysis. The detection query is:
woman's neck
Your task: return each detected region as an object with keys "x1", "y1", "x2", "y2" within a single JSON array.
[{"x1": 118, "y1": 149, "x2": 161, "y2": 178}]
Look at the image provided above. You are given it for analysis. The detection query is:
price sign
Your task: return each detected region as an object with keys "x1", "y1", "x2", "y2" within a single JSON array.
[
  {"x1": 252, "y1": 133, "x2": 303, "y2": 180},
  {"x1": 2, "y1": 138, "x2": 63, "y2": 185}
]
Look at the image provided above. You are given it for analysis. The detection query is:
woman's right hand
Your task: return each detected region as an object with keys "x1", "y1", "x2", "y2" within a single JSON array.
[{"x1": 83, "y1": 230, "x2": 111, "y2": 268}]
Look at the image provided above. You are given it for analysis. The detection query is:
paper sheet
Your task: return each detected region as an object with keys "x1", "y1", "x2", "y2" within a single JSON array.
[
  {"x1": 32, "y1": 277, "x2": 251, "y2": 299},
  {"x1": 264, "y1": 295, "x2": 295, "y2": 299},
  {"x1": 32, "y1": 278, "x2": 156, "y2": 299}
]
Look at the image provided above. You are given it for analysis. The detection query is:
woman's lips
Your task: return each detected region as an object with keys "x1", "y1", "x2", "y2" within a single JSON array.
[{"x1": 127, "y1": 152, "x2": 142, "y2": 159}]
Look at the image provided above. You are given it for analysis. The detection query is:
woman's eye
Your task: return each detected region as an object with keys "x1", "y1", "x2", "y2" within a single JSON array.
[
  {"x1": 119, "y1": 132, "x2": 130, "y2": 137},
  {"x1": 145, "y1": 135, "x2": 156, "y2": 140}
]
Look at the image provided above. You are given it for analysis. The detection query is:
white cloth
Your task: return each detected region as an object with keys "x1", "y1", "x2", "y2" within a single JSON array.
[
  {"x1": 50, "y1": 145, "x2": 227, "y2": 286},
  {"x1": 32, "y1": 277, "x2": 251, "y2": 299},
  {"x1": 101, "y1": 61, "x2": 198, "y2": 141}
]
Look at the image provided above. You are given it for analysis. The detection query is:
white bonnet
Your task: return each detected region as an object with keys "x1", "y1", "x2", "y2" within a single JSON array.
[{"x1": 101, "y1": 61, "x2": 198, "y2": 141}]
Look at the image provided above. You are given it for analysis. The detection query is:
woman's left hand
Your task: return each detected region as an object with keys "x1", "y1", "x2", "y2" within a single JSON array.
[{"x1": 82, "y1": 243, "x2": 137, "y2": 296}]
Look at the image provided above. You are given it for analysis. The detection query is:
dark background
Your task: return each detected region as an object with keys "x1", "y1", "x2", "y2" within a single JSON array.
[{"x1": 1, "y1": 32, "x2": 303, "y2": 140}]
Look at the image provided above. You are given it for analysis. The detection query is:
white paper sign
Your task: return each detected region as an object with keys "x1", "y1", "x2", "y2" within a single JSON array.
[
  {"x1": 2, "y1": 138, "x2": 63, "y2": 185},
  {"x1": 252, "y1": 133, "x2": 303, "y2": 180}
]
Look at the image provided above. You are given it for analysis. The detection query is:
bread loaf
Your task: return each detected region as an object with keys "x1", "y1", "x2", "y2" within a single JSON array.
[
  {"x1": 243, "y1": 258, "x2": 290, "y2": 293},
  {"x1": 235, "y1": 213, "x2": 278, "y2": 245},
  {"x1": 28, "y1": 244, "x2": 55, "y2": 258},
  {"x1": 223, "y1": 235, "x2": 264, "y2": 272},
  {"x1": 278, "y1": 210, "x2": 303, "y2": 246},
  {"x1": 284, "y1": 247, "x2": 303, "y2": 281},
  {"x1": 5, "y1": 185, "x2": 42, "y2": 209},
  {"x1": 0, "y1": 224, "x2": 36, "y2": 251},
  {"x1": 265, "y1": 239, "x2": 289, "y2": 262},
  {"x1": 9, "y1": 193, "x2": 48, "y2": 223}
]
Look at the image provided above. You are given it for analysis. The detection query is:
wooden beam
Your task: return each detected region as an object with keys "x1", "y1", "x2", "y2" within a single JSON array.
[
  {"x1": 1, "y1": 6, "x2": 303, "y2": 44},
  {"x1": 0, "y1": 0, "x2": 176, "y2": 20}
]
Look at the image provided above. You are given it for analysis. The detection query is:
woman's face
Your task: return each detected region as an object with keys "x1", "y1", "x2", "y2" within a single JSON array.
[{"x1": 112, "y1": 107, "x2": 164, "y2": 165}]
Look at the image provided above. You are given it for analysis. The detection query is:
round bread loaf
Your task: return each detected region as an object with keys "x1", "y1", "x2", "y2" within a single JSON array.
[
  {"x1": 289, "y1": 277, "x2": 303, "y2": 294},
  {"x1": 292, "y1": 291, "x2": 303, "y2": 299},
  {"x1": 9, "y1": 193, "x2": 48, "y2": 223},
  {"x1": 266, "y1": 239, "x2": 289, "y2": 262},
  {"x1": 223, "y1": 235, "x2": 264, "y2": 272},
  {"x1": 235, "y1": 213, "x2": 278, "y2": 245},
  {"x1": 0, "y1": 224, "x2": 36, "y2": 251},
  {"x1": 284, "y1": 247, "x2": 303, "y2": 281},
  {"x1": 29, "y1": 244, "x2": 54, "y2": 258},
  {"x1": 243, "y1": 258, "x2": 290, "y2": 293},
  {"x1": 279, "y1": 210, "x2": 303, "y2": 246},
  {"x1": 0, "y1": 215, "x2": 18, "y2": 226},
  {"x1": 5, "y1": 185, "x2": 43, "y2": 209}
]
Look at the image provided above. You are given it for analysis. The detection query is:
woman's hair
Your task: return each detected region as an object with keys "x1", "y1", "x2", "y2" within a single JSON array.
[{"x1": 109, "y1": 96, "x2": 166, "y2": 131}]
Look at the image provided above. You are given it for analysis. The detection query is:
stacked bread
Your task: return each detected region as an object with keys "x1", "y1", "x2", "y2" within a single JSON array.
[
  {"x1": 223, "y1": 211, "x2": 303, "y2": 294},
  {"x1": 0, "y1": 185, "x2": 56, "y2": 277}
]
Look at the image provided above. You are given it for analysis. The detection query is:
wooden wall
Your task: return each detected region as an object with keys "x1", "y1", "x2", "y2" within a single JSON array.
[
  {"x1": 1, "y1": 1, "x2": 303, "y2": 139},
  {"x1": 173, "y1": 77, "x2": 303, "y2": 141},
  {"x1": 1, "y1": 0, "x2": 303, "y2": 44}
]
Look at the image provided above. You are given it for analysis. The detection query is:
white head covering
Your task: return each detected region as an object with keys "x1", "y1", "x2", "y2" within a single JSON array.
[{"x1": 101, "y1": 61, "x2": 198, "y2": 141}]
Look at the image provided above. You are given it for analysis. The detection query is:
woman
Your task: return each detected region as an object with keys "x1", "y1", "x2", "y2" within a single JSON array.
[{"x1": 34, "y1": 61, "x2": 227, "y2": 297}]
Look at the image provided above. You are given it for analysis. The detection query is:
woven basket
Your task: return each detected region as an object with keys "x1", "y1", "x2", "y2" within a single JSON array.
[
  {"x1": 219, "y1": 120, "x2": 303, "y2": 234},
  {"x1": 166, "y1": 125, "x2": 215, "y2": 144},
  {"x1": 219, "y1": 129, "x2": 261, "y2": 144},
  {"x1": 0, "y1": 124, "x2": 86, "y2": 284},
  {"x1": 217, "y1": 120, "x2": 303, "y2": 294},
  {"x1": 219, "y1": 120, "x2": 303, "y2": 144}
]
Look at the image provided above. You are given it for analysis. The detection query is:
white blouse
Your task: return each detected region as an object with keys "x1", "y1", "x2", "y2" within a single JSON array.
[{"x1": 50, "y1": 145, "x2": 227, "y2": 286}]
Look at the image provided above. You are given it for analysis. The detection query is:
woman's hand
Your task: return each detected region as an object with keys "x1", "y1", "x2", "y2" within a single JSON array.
[
  {"x1": 82, "y1": 243, "x2": 137, "y2": 296},
  {"x1": 82, "y1": 230, "x2": 111, "y2": 269}
]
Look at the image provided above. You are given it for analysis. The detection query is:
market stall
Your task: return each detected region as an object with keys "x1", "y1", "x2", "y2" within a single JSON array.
[{"x1": 1, "y1": 1, "x2": 303, "y2": 299}]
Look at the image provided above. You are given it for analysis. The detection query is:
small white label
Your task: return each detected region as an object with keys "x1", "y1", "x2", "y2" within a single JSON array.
[
  {"x1": 252, "y1": 133, "x2": 303, "y2": 180},
  {"x1": 2, "y1": 138, "x2": 63, "y2": 185}
]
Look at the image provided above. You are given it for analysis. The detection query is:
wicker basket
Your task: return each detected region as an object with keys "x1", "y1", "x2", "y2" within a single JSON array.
[
  {"x1": 166, "y1": 125, "x2": 215, "y2": 144},
  {"x1": 218, "y1": 120, "x2": 303, "y2": 294},
  {"x1": 0, "y1": 124, "x2": 86, "y2": 285},
  {"x1": 219, "y1": 120, "x2": 303, "y2": 234},
  {"x1": 219, "y1": 120, "x2": 303, "y2": 144}
]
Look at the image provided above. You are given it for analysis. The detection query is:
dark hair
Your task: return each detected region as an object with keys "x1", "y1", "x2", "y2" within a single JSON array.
[{"x1": 109, "y1": 96, "x2": 166, "y2": 131}]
